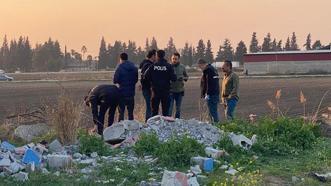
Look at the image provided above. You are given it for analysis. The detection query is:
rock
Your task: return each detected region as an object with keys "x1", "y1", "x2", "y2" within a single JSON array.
[
  {"x1": 22, "y1": 149, "x2": 41, "y2": 166},
  {"x1": 47, "y1": 154, "x2": 72, "y2": 169},
  {"x1": 14, "y1": 123, "x2": 50, "y2": 142},
  {"x1": 161, "y1": 170, "x2": 188, "y2": 186},
  {"x1": 292, "y1": 176, "x2": 300, "y2": 183},
  {"x1": 123, "y1": 120, "x2": 143, "y2": 131},
  {"x1": 81, "y1": 168, "x2": 93, "y2": 174},
  {"x1": 220, "y1": 165, "x2": 229, "y2": 170},
  {"x1": 90, "y1": 152, "x2": 98, "y2": 158},
  {"x1": 103, "y1": 124, "x2": 125, "y2": 142},
  {"x1": 9, "y1": 162, "x2": 24, "y2": 173},
  {"x1": 49, "y1": 139, "x2": 64, "y2": 153},
  {"x1": 190, "y1": 165, "x2": 202, "y2": 175},
  {"x1": 0, "y1": 158, "x2": 11, "y2": 167},
  {"x1": 79, "y1": 159, "x2": 96, "y2": 165},
  {"x1": 54, "y1": 171, "x2": 60, "y2": 176},
  {"x1": 73, "y1": 153, "x2": 83, "y2": 159},
  {"x1": 1, "y1": 141, "x2": 16, "y2": 151},
  {"x1": 228, "y1": 132, "x2": 256, "y2": 150},
  {"x1": 205, "y1": 147, "x2": 226, "y2": 159},
  {"x1": 41, "y1": 168, "x2": 49, "y2": 174},
  {"x1": 12, "y1": 171, "x2": 29, "y2": 182},
  {"x1": 144, "y1": 118, "x2": 222, "y2": 146},
  {"x1": 225, "y1": 167, "x2": 238, "y2": 175},
  {"x1": 188, "y1": 177, "x2": 200, "y2": 186}
]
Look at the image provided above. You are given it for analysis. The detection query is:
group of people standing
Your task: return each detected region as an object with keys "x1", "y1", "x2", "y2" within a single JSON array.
[{"x1": 84, "y1": 49, "x2": 239, "y2": 135}]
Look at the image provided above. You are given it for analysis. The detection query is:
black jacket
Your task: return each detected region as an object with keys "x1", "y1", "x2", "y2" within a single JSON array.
[
  {"x1": 113, "y1": 61, "x2": 138, "y2": 97},
  {"x1": 145, "y1": 59, "x2": 177, "y2": 95},
  {"x1": 201, "y1": 64, "x2": 220, "y2": 97},
  {"x1": 86, "y1": 85, "x2": 120, "y2": 123},
  {"x1": 139, "y1": 59, "x2": 153, "y2": 90}
]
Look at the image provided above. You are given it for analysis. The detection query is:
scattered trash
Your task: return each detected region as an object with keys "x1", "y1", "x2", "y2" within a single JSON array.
[
  {"x1": 191, "y1": 157, "x2": 214, "y2": 172},
  {"x1": 161, "y1": 170, "x2": 189, "y2": 186},
  {"x1": 228, "y1": 132, "x2": 257, "y2": 150},
  {"x1": 225, "y1": 167, "x2": 238, "y2": 176},
  {"x1": 22, "y1": 149, "x2": 41, "y2": 166},
  {"x1": 205, "y1": 147, "x2": 226, "y2": 159},
  {"x1": 12, "y1": 171, "x2": 29, "y2": 182},
  {"x1": 47, "y1": 154, "x2": 73, "y2": 169},
  {"x1": 1, "y1": 141, "x2": 16, "y2": 151},
  {"x1": 311, "y1": 172, "x2": 331, "y2": 182}
]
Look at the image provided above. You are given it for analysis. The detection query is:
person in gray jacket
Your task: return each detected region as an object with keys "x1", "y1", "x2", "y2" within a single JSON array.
[{"x1": 169, "y1": 52, "x2": 188, "y2": 118}]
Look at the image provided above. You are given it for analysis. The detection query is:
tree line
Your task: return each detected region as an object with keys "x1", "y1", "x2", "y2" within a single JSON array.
[{"x1": 0, "y1": 33, "x2": 329, "y2": 72}]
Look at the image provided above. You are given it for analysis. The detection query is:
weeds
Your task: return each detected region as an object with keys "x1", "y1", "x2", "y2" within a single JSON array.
[
  {"x1": 47, "y1": 93, "x2": 82, "y2": 145},
  {"x1": 78, "y1": 130, "x2": 111, "y2": 156},
  {"x1": 134, "y1": 133, "x2": 205, "y2": 169}
]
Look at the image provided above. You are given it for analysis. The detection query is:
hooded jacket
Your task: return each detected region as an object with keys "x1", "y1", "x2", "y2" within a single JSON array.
[
  {"x1": 113, "y1": 60, "x2": 138, "y2": 97},
  {"x1": 139, "y1": 59, "x2": 153, "y2": 90},
  {"x1": 200, "y1": 64, "x2": 220, "y2": 97}
]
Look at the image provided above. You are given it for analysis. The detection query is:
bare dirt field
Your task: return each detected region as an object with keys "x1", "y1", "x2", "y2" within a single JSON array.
[{"x1": 0, "y1": 77, "x2": 330, "y2": 123}]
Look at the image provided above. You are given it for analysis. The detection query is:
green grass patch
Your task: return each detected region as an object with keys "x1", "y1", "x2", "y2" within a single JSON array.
[{"x1": 78, "y1": 130, "x2": 111, "y2": 156}]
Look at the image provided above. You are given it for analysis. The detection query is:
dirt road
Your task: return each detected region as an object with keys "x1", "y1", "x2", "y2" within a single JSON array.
[{"x1": 0, "y1": 77, "x2": 330, "y2": 122}]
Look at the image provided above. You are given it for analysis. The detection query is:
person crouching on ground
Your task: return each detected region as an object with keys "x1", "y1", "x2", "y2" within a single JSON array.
[
  {"x1": 139, "y1": 49, "x2": 157, "y2": 122},
  {"x1": 113, "y1": 53, "x2": 138, "y2": 121},
  {"x1": 84, "y1": 85, "x2": 120, "y2": 135},
  {"x1": 198, "y1": 58, "x2": 220, "y2": 123},
  {"x1": 221, "y1": 60, "x2": 239, "y2": 120},
  {"x1": 169, "y1": 52, "x2": 189, "y2": 118}
]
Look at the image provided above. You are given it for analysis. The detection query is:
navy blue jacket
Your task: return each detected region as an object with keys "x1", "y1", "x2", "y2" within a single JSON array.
[
  {"x1": 113, "y1": 61, "x2": 138, "y2": 97},
  {"x1": 145, "y1": 59, "x2": 177, "y2": 95},
  {"x1": 201, "y1": 64, "x2": 220, "y2": 97}
]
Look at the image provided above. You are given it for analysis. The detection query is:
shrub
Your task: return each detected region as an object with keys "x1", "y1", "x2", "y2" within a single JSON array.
[
  {"x1": 156, "y1": 135, "x2": 205, "y2": 169},
  {"x1": 78, "y1": 131, "x2": 111, "y2": 156},
  {"x1": 133, "y1": 132, "x2": 160, "y2": 157}
]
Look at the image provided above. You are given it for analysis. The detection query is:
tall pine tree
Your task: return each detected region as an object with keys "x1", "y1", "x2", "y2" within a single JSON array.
[
  {"x1": 98, "y1": 37, "x2": 108, "y2": 69},
  {"x1": 304, "y1": 33, "x2": 312, "y2": 50},
  {"x1": 235, "y1": 41, "x2": 247, "y2": 64},
  {"x1": 262, "y1": 33, "x2": 272, "y2": 52},
  {"x1": 290, "y1": 32, "x2": 299, "y2": 50},
  {"x1": 205, "y1": 40, "x2": 214, "y2": 63},
  {"x1": 195, "y1": 39, "x2": 206, "y2": 62},
  {"x1": 249, "y1": 32, "x2": 260, "y2": 53}
]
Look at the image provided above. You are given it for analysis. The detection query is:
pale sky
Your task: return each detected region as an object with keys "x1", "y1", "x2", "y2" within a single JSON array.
[{"x1": 0, "y1": 0, "x2": 330, "y2": 56}]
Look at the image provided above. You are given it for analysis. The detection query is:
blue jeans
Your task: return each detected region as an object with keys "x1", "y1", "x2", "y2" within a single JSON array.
[
  {"x1": 225, "y1": 98, "x2": 238, "y2": 120},
  {"x1": 207, "y1": 95, "x2": 220, "y2": 123},
  {"x1": 169, "y1": 92, "x2": 184, "y2": 118},
  {"x1": 142, "y1": 89, "x2": 152, "y2": 122}
]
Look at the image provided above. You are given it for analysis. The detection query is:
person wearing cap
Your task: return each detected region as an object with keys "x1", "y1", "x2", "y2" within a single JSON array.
[
  {"x1": 169, "y1": 52, "x2": 189, "y2": 118},
  {"x1": 145, "y1": 50, "x2": 177, "y2": 116},
  {"x1": 84, "y1": 85, "x2": 120, "y2": 135},
  {"x1": 139, "y1": 49, "x2": 157, "y2": 121},
  {"x1": 221, "y1": 60, "x2": 239, "y2": 120},
  {"x1": 198, "y1": 58, "x2": 220, "y2": 123}
]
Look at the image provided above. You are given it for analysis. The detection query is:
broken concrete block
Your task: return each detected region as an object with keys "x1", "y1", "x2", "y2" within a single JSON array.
[
  {"x1": 9, "y1": 162, "x2": 24, "y2": 174},
  {"x1": 190, "y1": 165, "x2": 202, "y2": 175},
  {"x1": 47, "y1": 154, "x2": 72, "y2": 169},
  {"x1": 0, "y1": 158, "x2": 11, "y2": 167},
  {"x1": 205, "y1": 147, "x2": 226, "y2": 159},
  {"x1": 79, "y1": 158, "x2": 96, "y2": 165},
  {"x1": 41, "y1": 168, "x2": 49, "y2": 175},
  {"x1": 90, "y1": 152, "x2": 98, "y2": 158},
  {"x1": 161, "y1": 170, "x2": 188, "y2": 186},
  {"x1": 103, "y1": 124, "x2": 125, "y2": 142},
  {"x1": 14, "y1": 146, "x2": 28, "y2": 155},
  {"x1": 22, "y1": 149, "x2": 41, "y2": 166},
  {"x1": 73, "y1": 153, "x2": 83, "y2": 159},
  {"x1": 1, "y1": 141, "x2": 15, "y2": 151},
  {"x1": 12, "y1": 171, "x2": 29, "y2": 182},
  {"x1": 49, "y1": 139, "x2": 64, "y2": 153},
  {"x1": 225, "y1": 167, "x2": 238, "y2": 175},
  {"x1": 14, "y1": 123, "x2": 50, "y2": 142},
  {"x1": 228, "y1": 132, "x2": 256, "y2": 150},
  {"x1": 34, "y1": 144, "x2": 48, "y2": 155},
  {"x1": 188, "y1": 177, "x2": 200, "y2": 186}
]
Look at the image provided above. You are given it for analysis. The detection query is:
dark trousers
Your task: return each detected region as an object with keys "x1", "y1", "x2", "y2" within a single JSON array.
[
  {"x1": 92, "y1": 101, "x2": 118, "y2": 135},
  {"x1": 142, "y1": 89, "x2": 152, "y2": 122},
  {"x1": 152, "y1": 93, "x2": 170, "y2": 117},
  {"x1": 118, "y1": 97, "x2": 135, "y2": 121},
  {"x1": 169, "y1": 92, "x2": 184, "y2": 118}
]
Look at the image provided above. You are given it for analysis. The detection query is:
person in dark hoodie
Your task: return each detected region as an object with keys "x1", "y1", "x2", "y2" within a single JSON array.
[
  {"x1": 145, "y1": 50, "x2": 177, "y2": 116},
  {"x1": 84, "y1": 85, "x2": 120, "y2": 135},
  {"x1": 198, "y1": 58, "x2": 220, "y2": 123},
  {"x1": 113, "y1": 53, "x2": 138, "y2": 121},
  {"x1": 139, "y1": 49, "x2": 156, "y2": 121}
]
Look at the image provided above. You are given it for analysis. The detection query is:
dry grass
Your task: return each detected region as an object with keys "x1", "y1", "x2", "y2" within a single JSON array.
[
  {"x1": 198, "y1": 99, "x2": 211, "y2": 122},
  {"x1": 47, "y1": 93, "x2": 82, "y2": 145}
]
